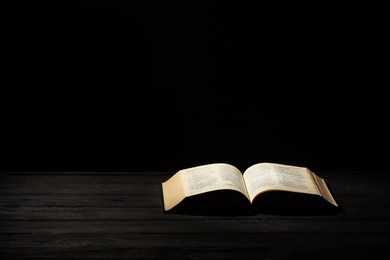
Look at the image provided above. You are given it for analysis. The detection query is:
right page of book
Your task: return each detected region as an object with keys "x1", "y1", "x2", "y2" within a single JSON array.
[{"x1": 243, "y1": 162, "x2": 320, "y2": 203}]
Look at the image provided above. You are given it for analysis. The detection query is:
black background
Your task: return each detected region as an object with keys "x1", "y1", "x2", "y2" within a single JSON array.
[{"x1": 2, "y1": 1, "x2": 388, "y2": 172}]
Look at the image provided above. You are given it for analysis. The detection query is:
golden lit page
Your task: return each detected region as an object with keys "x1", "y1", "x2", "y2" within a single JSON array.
[
  {"x1": 180, "y1": 163, "x2": 249, "y2": 199},
  {"x1": 243, "y1": 163, "x2": 320, "y2": 203}
]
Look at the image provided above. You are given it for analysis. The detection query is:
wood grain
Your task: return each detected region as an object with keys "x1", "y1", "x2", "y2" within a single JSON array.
[{"x1": 1, "y1": 171, "x2": 389, "y2": 259}]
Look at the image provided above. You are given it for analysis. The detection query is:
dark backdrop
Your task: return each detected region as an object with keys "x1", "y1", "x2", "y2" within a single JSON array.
[{"x1": 2, "y1": 1, "x2": 388, "y2": 172}]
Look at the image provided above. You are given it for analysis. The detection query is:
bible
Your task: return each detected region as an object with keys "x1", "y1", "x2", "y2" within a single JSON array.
[{"x1": 161, "y1": 162, "x2": 340, "y2": 215}]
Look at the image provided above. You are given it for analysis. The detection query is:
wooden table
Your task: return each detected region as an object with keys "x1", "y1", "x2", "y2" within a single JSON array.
[{"x1": 1, "y1": 171, "x2": 389, "y2": 259}]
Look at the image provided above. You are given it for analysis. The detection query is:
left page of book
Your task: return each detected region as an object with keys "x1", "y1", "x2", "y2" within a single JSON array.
[
  {"x1": 179, "y1": 163, "x2": 249, "y2": 199},
  {"x1": 162, "y1": 163, "x2": 249, "y2": 211}
]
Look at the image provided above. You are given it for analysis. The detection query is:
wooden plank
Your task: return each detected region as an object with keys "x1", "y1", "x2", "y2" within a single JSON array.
[
  {"x1": 1, "y1": 219, "x2": 390, "y2": 234},
  {"x1": 0, "y1": 171, "x2": 170, "y2": 176},
  {"x1": 0, "y1": 233, "x2": 388, "y2": 259},
  {"x1": 1, "y1": 171, "x2": 389, "y2": 176},
  {"x1": 0, "y1": 194, "x2": 160, "y2": 207},
  {"x1": 0, "y1": 173, "x2": 389, "y2": 195},
  {"x1": 0, "y1": 233, "x2": 388, "y2": 249},
  {"x1": 0, "y1": 248, "x2": 387, "y2": 260},
  {"x1": 0, "y1": 193, "x2": 388, "y2": 208},
  {"x1": 0, "y1": 175, "x2": 166, "y2": 194},
  {"x1": 0, "y1": 171, "x2": 389, "y2": 259},
  {"x1": 0, "y1": 206, "x2": 389, "y2": 221}
]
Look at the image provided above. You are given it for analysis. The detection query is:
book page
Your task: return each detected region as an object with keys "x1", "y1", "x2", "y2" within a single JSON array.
[
  {"x1": 243, "y1": 163, "x2": 320, "y2": 202},
  {"x1": 180, "y1": 163, "x2": 249, "y2": 199},
  {"x1": 311, "y1": 171, "x2": 339, "y2": 207},
  {"x1": 162, "y1": 171, "x2": 186, "y2": 211}
]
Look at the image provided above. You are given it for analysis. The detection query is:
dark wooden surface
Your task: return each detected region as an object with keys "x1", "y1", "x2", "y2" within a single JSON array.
[{"x1": 1, "y1": 171, "x2": 389, "y2": 259}]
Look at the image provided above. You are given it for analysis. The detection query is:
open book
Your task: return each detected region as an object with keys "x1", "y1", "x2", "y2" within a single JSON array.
[{"x1": 161, "y1": 162, "x2": 339, "y2": 214}]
